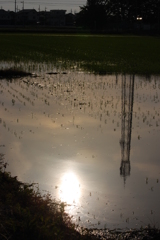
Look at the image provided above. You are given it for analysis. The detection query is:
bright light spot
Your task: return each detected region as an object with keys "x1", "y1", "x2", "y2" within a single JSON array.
[
  {"x1": 59, "y1": 172, "x2": 81, "y2": 204},
  {"x1": 137, "y1": 17, "x2": 142, "y2": 20}
]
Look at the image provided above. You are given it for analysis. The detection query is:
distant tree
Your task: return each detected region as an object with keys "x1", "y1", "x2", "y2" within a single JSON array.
[
  {"x1": 77, "y1": 0, "x2": 160, "y2": 30},
  {"x1": 139, "y1": 0, "x2": 159, "y2": 24},
  {"x1": 77, "y1": 0, "x2": 107, "y2": 29},
  {"x1": 124, "y1": 0, "x2": 159, "y2": 24}
]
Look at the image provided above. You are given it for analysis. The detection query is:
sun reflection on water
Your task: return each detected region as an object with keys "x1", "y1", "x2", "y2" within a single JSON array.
[{"x1": 59, "y1": 172, "x2": 81, "y2": 205}]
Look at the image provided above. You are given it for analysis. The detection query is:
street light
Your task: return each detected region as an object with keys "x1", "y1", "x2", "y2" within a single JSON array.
[
  {"x1": 21, "y1": 1, "x2": 24, "y2": 10},
  {"x1": 15, "y1": 0, "x2": 16, "y2": 12}
]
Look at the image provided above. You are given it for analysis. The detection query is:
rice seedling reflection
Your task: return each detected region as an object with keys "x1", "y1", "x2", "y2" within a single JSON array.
[{"x1": 59, "y1": 172, "x2": 81, "y2": 205}]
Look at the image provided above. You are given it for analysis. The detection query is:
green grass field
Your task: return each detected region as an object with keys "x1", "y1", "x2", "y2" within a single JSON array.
[{"x1": 0, "y1": 34, "x2": 160, "y2": 75}]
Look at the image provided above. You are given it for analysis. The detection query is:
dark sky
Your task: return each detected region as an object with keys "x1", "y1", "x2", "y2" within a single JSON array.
[{"x1": 0, "y1": 0, "x2": 86, "y2": 13}]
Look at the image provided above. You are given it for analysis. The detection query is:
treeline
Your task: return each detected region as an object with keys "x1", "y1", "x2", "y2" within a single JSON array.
[{"x1": 76, "y1": 0, "x2": 160, "y2": 32}]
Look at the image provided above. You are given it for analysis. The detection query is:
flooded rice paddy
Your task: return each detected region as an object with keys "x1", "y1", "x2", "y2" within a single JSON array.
[{"x1": 0, "y1": 68, "x2": 160, "y2": 230}]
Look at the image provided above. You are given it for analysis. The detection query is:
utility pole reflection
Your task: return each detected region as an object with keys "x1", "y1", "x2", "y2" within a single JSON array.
[{"x1": 120, "y1": 75, "x2": 135, "y2": 185}]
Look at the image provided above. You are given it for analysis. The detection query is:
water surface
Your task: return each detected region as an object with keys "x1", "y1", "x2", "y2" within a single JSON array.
[{"x1": 0, "y1": 71, "x2": 160, "y2": 229}]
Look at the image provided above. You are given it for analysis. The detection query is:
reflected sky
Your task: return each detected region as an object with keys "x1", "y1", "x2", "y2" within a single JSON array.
[{"x1": 0, "y1": 71, "x2": 160, "y2": 229}]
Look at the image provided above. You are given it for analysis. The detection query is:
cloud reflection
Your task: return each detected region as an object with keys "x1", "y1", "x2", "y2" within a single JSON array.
[{"x1": 59, "y1": 172, "x2": 81, "y2": 205}]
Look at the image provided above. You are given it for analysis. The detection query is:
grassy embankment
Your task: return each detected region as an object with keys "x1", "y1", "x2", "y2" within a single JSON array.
[
  {"x1": 1, "y1": 155, "x2": 160, "y2": 239},
  {"x1": 0, "y1": 155, "x2": 94, "y2": 240},
  {"x1": 0, "y1": 34, "x2": 160, "y2": 75}
]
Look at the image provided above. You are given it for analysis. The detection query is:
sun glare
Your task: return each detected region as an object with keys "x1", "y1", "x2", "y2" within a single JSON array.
[{"x1": 59, "y1": 172, "x2": 81, "y2": 204}]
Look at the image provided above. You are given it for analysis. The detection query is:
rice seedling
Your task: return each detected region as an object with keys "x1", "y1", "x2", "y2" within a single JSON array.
[{"x1": 0, "y1": 34, "x2": 160, "y2": 75}]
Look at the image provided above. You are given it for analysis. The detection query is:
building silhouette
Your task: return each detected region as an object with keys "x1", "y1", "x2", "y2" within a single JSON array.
[{"x1": 0, "y1": 9, "x2": 73, "y2": 27}]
